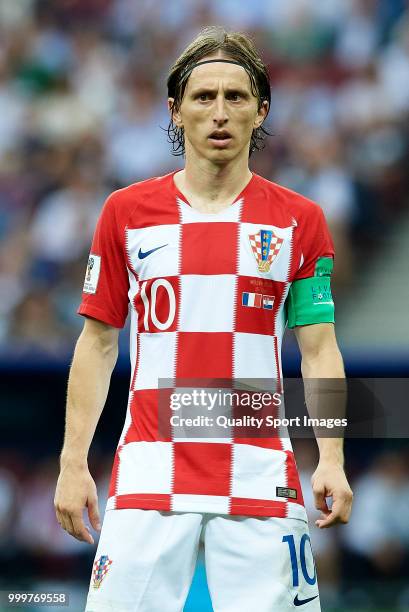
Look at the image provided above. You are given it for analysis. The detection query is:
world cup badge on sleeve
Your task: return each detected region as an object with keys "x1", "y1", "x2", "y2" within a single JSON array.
[
  {"x1": 83, "y1": 253, "x2": 101, "y2": 294},
  {"x1": 249, "y1": 229, "x2": 284, "y2": 273},
  {"x1": 92, "y1": 554, "x2": 113, "y2": 589},
  {"x1": 86, "y1": 257, "x2": 94, "y2": 282}
]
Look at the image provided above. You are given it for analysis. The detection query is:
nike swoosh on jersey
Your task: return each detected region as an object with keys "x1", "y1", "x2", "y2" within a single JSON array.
[
  {"x1": 293, "y1": 594, "x2": 319, "y2": 606},
  {"x1": 138, "y1": 244, "x2": 168, "y2": 259}
]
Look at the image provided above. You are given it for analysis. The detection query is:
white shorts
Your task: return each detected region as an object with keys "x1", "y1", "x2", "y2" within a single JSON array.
[{"x1": 85, "y1": 509, "x2": 321, "y2": 612}]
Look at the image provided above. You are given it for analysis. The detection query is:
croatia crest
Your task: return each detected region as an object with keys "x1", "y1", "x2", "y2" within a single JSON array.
[
  {"x1": 92, "y1": 554, "x2": 113, "y2": 589},
  {"x1": 249, "y1": 229, "x2": 284, "y2": 273}
]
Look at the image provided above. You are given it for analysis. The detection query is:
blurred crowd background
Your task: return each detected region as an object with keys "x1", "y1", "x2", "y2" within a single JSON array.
[
  {"x1": 1, "y1": 0, "x2": 409, "y2": 358},
  {"x1": 1, "y1": 0, "x2": 409, "y2": 610}
]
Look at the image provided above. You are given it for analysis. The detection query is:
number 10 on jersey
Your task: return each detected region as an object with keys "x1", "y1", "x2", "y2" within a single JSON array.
[{"x1": 140, "y1": 279, "x2": 176, "y2": 331}]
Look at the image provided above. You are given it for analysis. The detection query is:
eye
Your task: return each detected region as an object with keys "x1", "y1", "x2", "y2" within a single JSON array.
[
  {"x1": 197, "y1": 93, "x2": 210, "y2": 101},
  {"x1": 227, "y1": 92, "x2": 241, "y2": 102}
]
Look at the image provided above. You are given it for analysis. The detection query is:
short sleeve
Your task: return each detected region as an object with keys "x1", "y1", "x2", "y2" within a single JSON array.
[
  {"x1": 293, "y1": 204, "x2": 335, "y2": 281},
  {"x1": 77, "y1": 192, "x2": 130, "y2": 328},
  {"x1": 287, "y1": 204, "x2": 335, "y2": 328}
]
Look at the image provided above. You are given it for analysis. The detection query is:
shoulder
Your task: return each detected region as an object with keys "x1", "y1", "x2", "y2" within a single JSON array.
[
  {"x1": 254, "y1": 174, "x2": 324, "y2": 224},
  {"x1": 101, "y1": 173, "x2": 174, "y2": 233},
  {"x1": 105, "y1": 173, "x2": 171, "y2": 209},
  {"x1": 102, "y1": 171, "x2": 182, "y2": 231}
]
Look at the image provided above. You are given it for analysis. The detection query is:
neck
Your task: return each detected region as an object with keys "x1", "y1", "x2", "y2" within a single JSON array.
[{"x1": 174, "y1": 149, "x2": 253, "y2": 213}]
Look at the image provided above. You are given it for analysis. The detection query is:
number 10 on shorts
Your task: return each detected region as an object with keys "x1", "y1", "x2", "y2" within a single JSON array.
[{"x1": 282, "y1": 534, "x2": 317, "y2": 587}]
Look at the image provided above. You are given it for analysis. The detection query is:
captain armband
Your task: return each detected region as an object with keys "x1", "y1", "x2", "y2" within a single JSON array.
[{"x1": 287, "y1": 257, "x2": 335, "y2": 328}]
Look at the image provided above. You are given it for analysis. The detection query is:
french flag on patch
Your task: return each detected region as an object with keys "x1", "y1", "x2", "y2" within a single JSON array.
[
  {"x1": 262, "y1": 295, "x2": 275, "y2": 309},
  {"x1": 242, "y1": 292, "x2": 262, "y2": 308}
]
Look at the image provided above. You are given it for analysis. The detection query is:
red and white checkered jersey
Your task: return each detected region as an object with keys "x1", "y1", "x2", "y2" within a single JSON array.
[{"x1": 78, "y1": 170, "x2": 334, "y2": 520}]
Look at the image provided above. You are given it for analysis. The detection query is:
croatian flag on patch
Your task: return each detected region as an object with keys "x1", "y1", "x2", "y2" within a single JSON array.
[
  {"x1": 262, "y1": 295, "x2": 275, "y2": 310},
  {"x1": 242, "y1": 292, "x2": 262, "y2": 308}
]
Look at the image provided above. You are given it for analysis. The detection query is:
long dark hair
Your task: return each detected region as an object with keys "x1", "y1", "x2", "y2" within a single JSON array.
[{"x1": 166, "y1": 26, "x2": 272, "y2": 157}]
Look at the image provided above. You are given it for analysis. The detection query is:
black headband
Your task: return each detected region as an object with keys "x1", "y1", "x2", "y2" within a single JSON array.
[{"x1": 181, "y1": 59, "x2": 248, "y2": 81}]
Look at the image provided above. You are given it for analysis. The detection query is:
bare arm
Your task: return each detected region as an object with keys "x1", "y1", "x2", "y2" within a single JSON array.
[
  {"x1": 295, "y1": 323, "x2": 353, "y2": 528},
  {"x1": 54, "y1": 317, "x2": 119, "y2": 544}
]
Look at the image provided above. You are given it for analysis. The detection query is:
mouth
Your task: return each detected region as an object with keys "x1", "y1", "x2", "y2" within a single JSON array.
[{"x1": 208, "y1": 130, "x2": 232, "y2": 147}]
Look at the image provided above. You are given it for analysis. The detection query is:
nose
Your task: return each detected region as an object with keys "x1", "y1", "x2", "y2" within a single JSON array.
[{"x1": 213, "y1": 93, "x2": 228, "y2": 125}]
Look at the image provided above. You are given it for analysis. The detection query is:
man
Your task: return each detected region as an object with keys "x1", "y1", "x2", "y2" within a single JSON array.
[{"x1": 55, "y1": 26, "x2": 353, "y2": 612}]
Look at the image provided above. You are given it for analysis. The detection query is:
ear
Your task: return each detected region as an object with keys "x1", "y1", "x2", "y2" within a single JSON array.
[
  {"x1": 253, "y1": 100, "x2": 269, "y2": 129},
  {"x1": 168, "y1": 97, "x2": 183, "y2": 128}
]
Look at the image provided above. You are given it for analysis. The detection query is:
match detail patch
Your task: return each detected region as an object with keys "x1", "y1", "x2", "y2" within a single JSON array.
[{"x1": 83, "y1": 254, "x2": 101, "y2": 294}]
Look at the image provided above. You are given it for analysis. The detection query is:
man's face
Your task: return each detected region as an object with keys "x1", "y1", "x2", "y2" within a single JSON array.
[{"x1": 169, "y1": 55, "x2": 268, "y2": 162}]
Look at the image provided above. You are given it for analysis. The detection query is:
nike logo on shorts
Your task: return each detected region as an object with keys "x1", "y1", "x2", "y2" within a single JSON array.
[
  {"x1": 293, "y1": 594, "x2": 319, "y2": 606},
  {"x1": 138, "y1": 244, "x2": 168, "y2": 259}
]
